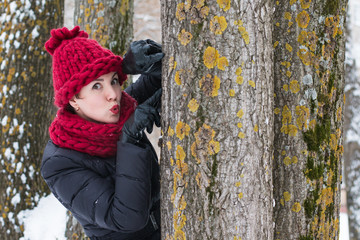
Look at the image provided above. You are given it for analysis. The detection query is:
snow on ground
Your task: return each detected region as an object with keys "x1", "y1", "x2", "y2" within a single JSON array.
[
  {"x1": 18, "y1": 194, "x2": 67, "y2": 240},
  {"x1": 340, "y1": 213, "x2": 350, "y2": 240}
]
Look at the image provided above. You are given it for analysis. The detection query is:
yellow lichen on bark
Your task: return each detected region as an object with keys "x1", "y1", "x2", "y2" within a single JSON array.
[
  {"x1": 296, "y1": 10, "x2": 310, "y2": 29},
  {"x1": 199, "y1": 74, "x2": 221, "y2": 97},
  {"x1": 178, "y1": 29, "x2": 193, "y2": 46},
  {"x1": 188, "y1": 98, "x2": 199, "y2": 112},
  {"x1": 167, "y1": 141, "x2": 172, "y2": 151},
  {"x1": 295, "y1": 105, "x2": 310, "y2": 130},
  {"x1": 284, "y1": 156, "x2": 292, "y2": 166},
  {"x1": 119, "y1": 0, "x2": 129, "y2": 16},
  {"x1": 217, "y1": 56, "x2": 229, "y2": 71},
  {"x1": 175, "y1": 69, "x2": 185, "y2": 86},
  {"x1": 208, "y1": 140, "x2": 220, "y2": 155},
  {"x1": 171, "y1": 143, "x2": 189, "y2": 239},
  {"x1": 281, "y1": 124, "x2": 298, "y2": 137},
  {"x1": 284, "y1": 192, "x2": 291, "y2": 202},
  {"x1": 236, "y1": 24, "x2": 250, "y2": 45},
  {"x1": 282, "y1": 105, "x2": 292, "y2": 124},
  {"x1": 285, "y1": 43, "x2": 293, "y2": 52},
  {"x1": 289, "y1": 80, "x2": 300, "y2": 93},
  {"x1": 191, "y1": 123, "x2": 220, "y2": 163},
  {"x1": 217, "y1": 0, "x2": 231, "y2": 11},
  {"x1": 248, "y1": 80, "x2": 256, "y2": 88},
  {"x1": 203, "y1": 47, "x2": 219, "y2": 69},
  {"x1": 203, "y1": 46, "x2": 228, "y2": 71},
  {"x1": 300, "y1": 0, "x2": 312, "y2": 9},
  {"x1": 168, "y1": 126, "x2": 175, "y2": 137},
  {"x1": 237, "y1": 109, "x2": 244, "y2": 119},
  {"x1": 292, "y1": 202, "x2": 302, "y2": 213},
  {"x1": 176, "y1": 3, "x2": 186, "y2": 21},
  {"x1": 238, "y1": 132, "x2": 245, "y2": 139},
  {"x1": 176, "y1": 121, "x2": 191, "y2": 140},
  {"x1": 210, "y1": 16, "x2": 228, "y2": 35},
  {"x1": 236, "y1": 66, "x2": 244, "y2": 85}
]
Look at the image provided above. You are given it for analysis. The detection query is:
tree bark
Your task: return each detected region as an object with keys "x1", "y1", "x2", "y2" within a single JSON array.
[
  {"x1": 67, "y1": 1, "x2": 134, "y2": 238},
  {"x1": 0, "y1": 0, "x2": 63, "y2": 239},
  {"x1": 273, "y1": 1, "x2": 347, "y2": 239},
  {"x1": 74, "y1": 0, "x2": 134, "y2": 56},
  {"x1": 160, "y1": 1, "x2": 274, "y2": 239}
]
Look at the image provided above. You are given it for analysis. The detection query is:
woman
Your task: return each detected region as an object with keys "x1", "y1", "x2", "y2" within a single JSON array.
[{"x1": 41, "y1": 26, "x2": 163, "y2": 239}]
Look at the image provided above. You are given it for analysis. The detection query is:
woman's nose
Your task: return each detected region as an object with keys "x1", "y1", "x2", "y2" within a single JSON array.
[{"x1": 106, "y1": 86, "x2": 117, "y2": 101}]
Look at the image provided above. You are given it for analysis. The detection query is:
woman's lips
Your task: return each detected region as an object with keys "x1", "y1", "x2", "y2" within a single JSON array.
[{"x1": 110, "y1": 104, "x2": 120, "y2": 114}]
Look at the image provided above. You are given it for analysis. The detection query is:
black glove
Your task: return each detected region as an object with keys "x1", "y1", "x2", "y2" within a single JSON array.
[
  {"x1": 120, "y1": 89, "x2": 162, "y2": 146},
  {"x1": 122, "y1": 39, "x2": 164, "y2": 79}
]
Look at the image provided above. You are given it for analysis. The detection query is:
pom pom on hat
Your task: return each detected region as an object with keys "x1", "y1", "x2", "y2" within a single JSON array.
[
  {"x1": 45, "y1": 26, "x2": 127, "y2": 108},
  {"x1": 45, "y1": 26, "x2": 88, "y2": 55}
]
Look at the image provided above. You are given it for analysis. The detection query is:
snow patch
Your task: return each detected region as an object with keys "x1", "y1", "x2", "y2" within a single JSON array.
[{"x1": 18, "y1": 194, "x2": 67, "y2": 240}]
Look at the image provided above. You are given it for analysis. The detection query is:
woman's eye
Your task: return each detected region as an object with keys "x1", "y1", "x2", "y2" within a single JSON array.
[
  {"x1": 92, "y1": 83, "x2": 101, "y2": 89},
  {"x1": 111, "y1": 78, "x2": 119, "y2": 85}
]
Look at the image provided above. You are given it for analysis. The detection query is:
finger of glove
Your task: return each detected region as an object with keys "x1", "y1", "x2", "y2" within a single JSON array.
[
  {"x1": 122, "y1": 51, "x2": 138, "y2": 74},
  {"x1": 144, "y1": 88, "x2": 162, "y2": 107},
  {"x1": 144, "y1": 52, "x2": 164, "y2": 65},
  {"x1": 131, "y1": 40, "x2": 147, "y2": 49},
  {"x1": 145, "y1": 39, "x2": 162, "y2": 49},
  {"x1": 146, "y1": 106, "x2": 160, "y2": 130},
  {"x1": 130, "y1": 41, "x2": 152, "y2": 62},
  {"x1": 146, "y1": 121, "x2": 154, "y2": 134},
  {"x1": 135, "y1": 112, "x2": 154, "y2": 134},
  {"x1": 145, "y1": 39, "x2": 162, "y2": 53},
  {"x1": 143, "y1": 61, "x2": 162, "y2": 77},
  {"x1": 154, "y1": 110, "x2": 161, "y2": 128}
]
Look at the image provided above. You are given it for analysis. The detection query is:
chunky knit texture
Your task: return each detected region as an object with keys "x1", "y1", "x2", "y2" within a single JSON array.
[
  {"x1": 45, "y1": 26, "x2": 127, "y2": 107},
  {"x1": 45, "y1": 26, "x2": 137, "y2": 157},
  {"x1": 49, "y1": 91, "x2": 137, "y2": 158}
]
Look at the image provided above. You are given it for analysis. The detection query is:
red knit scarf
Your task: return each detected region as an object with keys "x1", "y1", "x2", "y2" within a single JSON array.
[{"x1": 49, "y1": 91, "x2": 137, "y2": 158}]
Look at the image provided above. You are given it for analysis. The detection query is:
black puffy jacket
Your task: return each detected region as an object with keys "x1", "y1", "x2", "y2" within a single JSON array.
[{"x1": 41, "y1": 75, "x2": 161, "y2": 239}]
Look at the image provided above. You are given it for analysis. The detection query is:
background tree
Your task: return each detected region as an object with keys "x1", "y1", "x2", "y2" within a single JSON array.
[
  {"x1": 160, "y1": 1, "x2": 274, "y2": 239},
  {"x1": 65, "y1": 1, "x2": 134, "y2": 238},
  {"x1": 273, "y1": 1, "x2": 347, "y2": 239},
  {"x1": 344, "y1": 55, "x2": 360, "y2": 240},
  {"x1": 0, "y1": 0, "x2": 63, "y2": 239},
  {"x1": 343, "y1": 11, "x2": 360, "y2": 239},
  {"x1": 74, "y1": 0, "x2": 134, "y2": 56}
]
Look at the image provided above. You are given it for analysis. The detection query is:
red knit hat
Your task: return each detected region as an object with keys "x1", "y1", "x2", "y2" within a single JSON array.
[{"x1": 45, "y1": 26, "x2": 127, "y2": 107}]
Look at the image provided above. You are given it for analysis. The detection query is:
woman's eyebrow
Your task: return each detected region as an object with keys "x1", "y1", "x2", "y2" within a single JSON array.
[{"x1": 93, "y1": 73, "x2": 118, "y2": 82}]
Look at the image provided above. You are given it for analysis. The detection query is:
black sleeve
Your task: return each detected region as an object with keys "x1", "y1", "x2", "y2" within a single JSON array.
[
  {"x1": 125, "y1": 74, "x2": 161, "y2": 104},
  {"x1": 41, "y1": 144, "x2": 153, "y2": 233}
]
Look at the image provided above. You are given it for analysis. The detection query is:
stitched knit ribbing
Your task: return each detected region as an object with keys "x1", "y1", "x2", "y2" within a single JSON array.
[{"x1": 45, "y1": 26, "x2": 127, "y2": 108}]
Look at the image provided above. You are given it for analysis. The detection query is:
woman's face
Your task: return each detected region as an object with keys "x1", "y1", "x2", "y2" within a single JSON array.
[{"x1": 70, "y1": 72, "x2": 122, "y2": 124}]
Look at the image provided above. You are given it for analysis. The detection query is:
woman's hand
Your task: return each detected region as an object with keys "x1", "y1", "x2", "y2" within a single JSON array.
[
  {"x1": 119, "y1": 89, "x2": 162, "y2": 145},
  {"x1": 122, "y1": 39, "x2": 164, "y2": 79}
]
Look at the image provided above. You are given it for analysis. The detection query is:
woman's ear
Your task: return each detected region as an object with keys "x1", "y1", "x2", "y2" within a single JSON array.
[{"x1": 69, "y1": 97, "x2": 79, "y2": 111}]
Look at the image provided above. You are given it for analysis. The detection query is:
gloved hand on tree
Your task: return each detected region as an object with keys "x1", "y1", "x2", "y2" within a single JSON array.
[
  {"x1": 119, "y1": 89, "x2": 162, "y2": 146},
  {"x1": 122, "y1": 39, "x2": 164, "y2": 79}
]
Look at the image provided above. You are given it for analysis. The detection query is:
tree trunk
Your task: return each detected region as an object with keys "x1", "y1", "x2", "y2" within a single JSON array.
[
  {"x1": 74, "y1": 0, "x2": 134, "y2": 56},
  {"x1": 0, "y1": 0, "x2": 63, "y2": 239},
  {"x1": 273, "y1": 1, "x2": 347, "y2": 239},
  {"x1": 160, "y1": 1, "x2": 274, "y2": 239},
  {"x1": 67, "y1": 1, "x2": 134, "y2": 238}
]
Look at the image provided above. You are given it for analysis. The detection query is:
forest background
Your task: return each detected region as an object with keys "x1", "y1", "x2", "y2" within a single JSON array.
[{"x1": 1, "y1": 0, "x2": 360, "y2": 239}]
